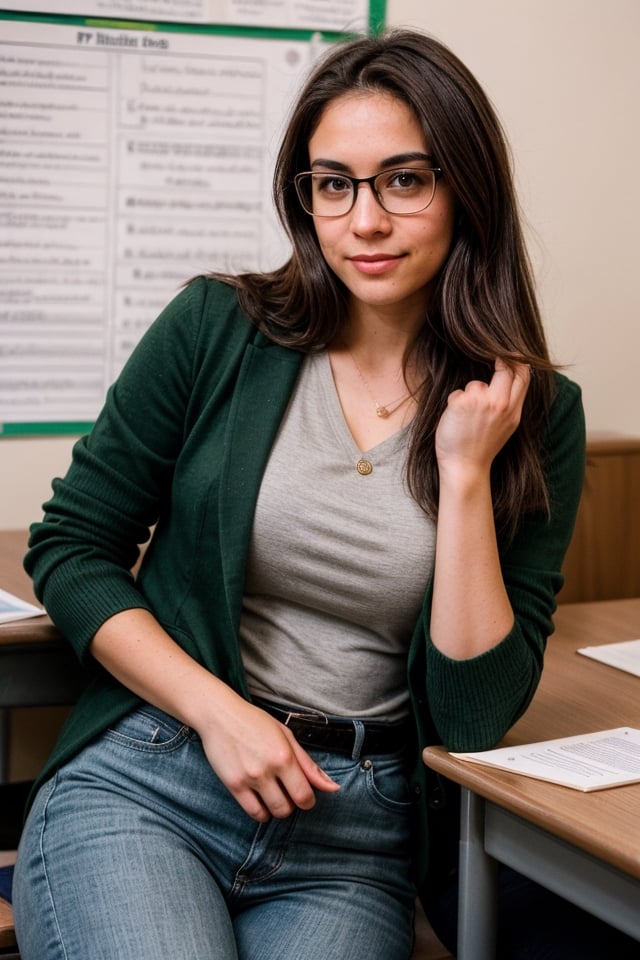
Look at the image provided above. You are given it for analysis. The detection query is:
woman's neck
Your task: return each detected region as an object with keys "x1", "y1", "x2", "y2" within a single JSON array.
[
  {"x1": 342, "y1": 299, "x2": 426, "y2": 363},
  {"x1": 327, "y1": 312, "x2": 426, "y2": 451}
]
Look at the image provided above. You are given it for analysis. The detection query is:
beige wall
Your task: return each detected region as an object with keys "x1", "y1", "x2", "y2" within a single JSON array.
[
  {"x1": 387, "y1": 0, "x2": 639, "y2": 428},
  {"x1": 1, "y1": 0, "x2": 639, "y2": 530}
]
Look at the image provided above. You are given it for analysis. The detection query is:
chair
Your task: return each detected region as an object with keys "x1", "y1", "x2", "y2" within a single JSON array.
[
  {"x1": 0, "y1": 896, "x2": 18, "y2": 959},
  {"x1": 412, "y1": 900, "x2": 454, "y2": 959},
  {"x1": 0, "y1": 782, "x2": 26, "y2": 960}
]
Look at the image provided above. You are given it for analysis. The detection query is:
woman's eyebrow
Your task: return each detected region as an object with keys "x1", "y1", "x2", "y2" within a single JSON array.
[
  {"x1": 309, "y1": 151, "x2": 435, "y2": 172},
  {"x1": 382, "y1": 151, "x2": 435, "y2": 166}
]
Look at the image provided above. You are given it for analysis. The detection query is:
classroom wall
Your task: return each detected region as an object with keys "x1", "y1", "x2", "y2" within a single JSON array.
[
  {"x1": 1, "y1": 0, "x2": 639, "y2": 531},
  {"x1": 386, "y1": 0, "x2": 639, "y2": 425}
]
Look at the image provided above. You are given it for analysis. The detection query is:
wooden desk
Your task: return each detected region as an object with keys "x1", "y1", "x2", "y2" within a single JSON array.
[
  {"x1": 0, "y1": 530, "x2": 60, "y2": 647},
  {"x1": 423, "y1": 598, "x2": 640, "y2": 960},
  {"x1": 0, "y1": 530, "x2": 84, "y2": 781}
]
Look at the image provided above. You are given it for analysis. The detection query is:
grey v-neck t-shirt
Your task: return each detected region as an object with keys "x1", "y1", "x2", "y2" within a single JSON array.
[{"x1": 239, "y1": 350, "x2": 436, "y2": 722}]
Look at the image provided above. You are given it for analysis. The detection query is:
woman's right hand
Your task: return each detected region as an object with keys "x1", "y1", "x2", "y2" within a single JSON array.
[
  {"x1": 90, "y1": 607, "x2": 339, "y2": 823},
  {"x1": 196, "y1": 695, "x2": 340, "y2": 822}
]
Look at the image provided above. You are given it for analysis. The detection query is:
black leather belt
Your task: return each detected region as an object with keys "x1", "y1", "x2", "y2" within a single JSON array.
[{"x1": 253, "y1": 697, "x2": 409, "y2": 756}]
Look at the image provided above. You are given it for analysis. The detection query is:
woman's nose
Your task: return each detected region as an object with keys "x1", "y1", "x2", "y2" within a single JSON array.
[{"x1": 349, "y1": 182, "x2": 392, "y2": 234}]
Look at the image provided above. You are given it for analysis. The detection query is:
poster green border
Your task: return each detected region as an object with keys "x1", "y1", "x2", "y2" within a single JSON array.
[
  {"x1": 0, "y1": 422, "x2": 94, "y2": 437},
  {"x1": 369, "y1": 0, "x2": 387, "y2": 33},
  {"x1": 0, "y1": 1, "x2": 387, "y2": 39},
  {"x1": 0, "y1": 2, "x2": 386, "y2": 437}
]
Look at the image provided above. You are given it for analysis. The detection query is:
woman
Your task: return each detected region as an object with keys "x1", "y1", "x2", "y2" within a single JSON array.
[{"x1": 13, "y1": 27, "x2": 601, "y2": 960}]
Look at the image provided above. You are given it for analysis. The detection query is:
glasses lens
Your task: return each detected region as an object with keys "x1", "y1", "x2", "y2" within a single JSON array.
[
  {"x1": 296, "y1": 173, "x2": 354, "y2": 216},
  {"x1": 375, "y1": 168, "x2": 436, "y2": 214},
  {"x1": 294, "y1": 168, "x2": 438, "y2": 217}
]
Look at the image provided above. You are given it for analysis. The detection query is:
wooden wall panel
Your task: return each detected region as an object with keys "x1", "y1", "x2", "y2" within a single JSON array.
[{"x1": 558, "y1": 437, "x2": 640, "y2": 603}]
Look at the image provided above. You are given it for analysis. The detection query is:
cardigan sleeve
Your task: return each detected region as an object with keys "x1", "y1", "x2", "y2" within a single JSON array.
[
  {"x1": 419, "y1": 373, "x2": 586, "y2": 752},
  {"x1": 23, "y1": 278, "x2": 235, "y2": 661}
]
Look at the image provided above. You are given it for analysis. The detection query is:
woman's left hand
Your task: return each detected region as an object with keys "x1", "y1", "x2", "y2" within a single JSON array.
[
  {"x1": 435, "y1": 358, "x2": 531, "y2": 482},
  {"x1": 430, "y1": 359, "x2": 530, "y2": 659}
]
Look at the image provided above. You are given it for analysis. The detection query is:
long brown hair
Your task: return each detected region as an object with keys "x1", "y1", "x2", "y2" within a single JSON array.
[{"x1": 207, "y1": 29, "x2": 557, "y2": 543}]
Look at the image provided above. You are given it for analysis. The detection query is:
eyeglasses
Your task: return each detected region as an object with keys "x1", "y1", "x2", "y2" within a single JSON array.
[{"x1": 293, "y1": 166, "x2": 443, "y2": 218}]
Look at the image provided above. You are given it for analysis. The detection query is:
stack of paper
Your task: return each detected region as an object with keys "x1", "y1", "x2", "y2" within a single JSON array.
[
  {"x1": 451, "y1": 728, "x2": 640, "y2": 791},
  {"x1": 0, "y1": 587, "x2": 45, "y2": 624},
  {"x1": 578, "y1": 639, "x2": 640, "y2": 678}
]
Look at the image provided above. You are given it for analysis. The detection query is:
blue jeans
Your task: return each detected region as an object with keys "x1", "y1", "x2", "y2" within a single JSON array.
[{"x1": 13, "y1": 704, "x2": 416, "y2": 960}]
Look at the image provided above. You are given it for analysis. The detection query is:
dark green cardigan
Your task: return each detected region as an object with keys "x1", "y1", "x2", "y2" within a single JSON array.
[{"x1": 25, "y1": 277, "x2": 586, "y2": 897}]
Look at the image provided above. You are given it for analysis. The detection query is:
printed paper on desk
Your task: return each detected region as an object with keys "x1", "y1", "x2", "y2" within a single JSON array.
[
  {"x1": 0, "y1": 587, "x2": 45, "y2": 624},
  {"x1": 450, "y1": 728, "x2": 640, "y2": 791},
  {"x1": 578, "y1": 639, "x2": 640, "y2": 678}
]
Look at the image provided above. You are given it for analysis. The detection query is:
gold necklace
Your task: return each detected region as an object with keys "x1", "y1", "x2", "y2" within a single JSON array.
[{"x1": 348, "y1": 348, "x2": 412, "y2": 419}]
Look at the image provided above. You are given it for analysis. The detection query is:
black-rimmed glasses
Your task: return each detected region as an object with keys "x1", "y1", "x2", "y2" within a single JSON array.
[{"x1": 293, "y1": 167, "x2": 443, "y2": 218}]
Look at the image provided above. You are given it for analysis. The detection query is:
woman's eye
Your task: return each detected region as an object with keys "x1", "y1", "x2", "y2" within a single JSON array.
[
  {"x1": 388, "y1": 170, "x2": 422, "y2": 189},
  {"x1": 316, "y1": 175, "x2": 351, "y2": 194}
]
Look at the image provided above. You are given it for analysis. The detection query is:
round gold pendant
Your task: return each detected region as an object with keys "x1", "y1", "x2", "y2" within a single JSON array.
[
  {"x1": 356, "y1": 459, "x2": 373, "y2": 476},
  {"x1": 376, "y1": 405, "x2": 390, "y2": 418}
]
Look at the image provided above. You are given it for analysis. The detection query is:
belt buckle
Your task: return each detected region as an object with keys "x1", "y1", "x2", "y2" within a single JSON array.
[{"x1": 283, "y1": 709, "x2": 329, "y2": 728}]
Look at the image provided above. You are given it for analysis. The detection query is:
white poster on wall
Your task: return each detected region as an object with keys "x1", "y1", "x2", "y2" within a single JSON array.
[{"x1": 0, "y1": 19, "x2": 327, "y2": 428}]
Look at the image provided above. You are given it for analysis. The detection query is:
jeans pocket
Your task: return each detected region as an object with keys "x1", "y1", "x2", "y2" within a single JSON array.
[
  {"x1": 361, "y1": 756, "x2": 412, "y2": 812},
  {"x1": 105, "y1": 704, "x2": 192, "y2": 754}
]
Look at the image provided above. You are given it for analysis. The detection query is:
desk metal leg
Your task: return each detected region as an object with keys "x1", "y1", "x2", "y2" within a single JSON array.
[{"x1": 457, "y1": 788, "x2": 498, "y2": 960}]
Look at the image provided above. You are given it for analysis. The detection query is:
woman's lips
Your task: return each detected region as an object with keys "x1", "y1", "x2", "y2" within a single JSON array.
[{"x1": 348, "y1": 253, "x2": 404, "y2": 275}]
